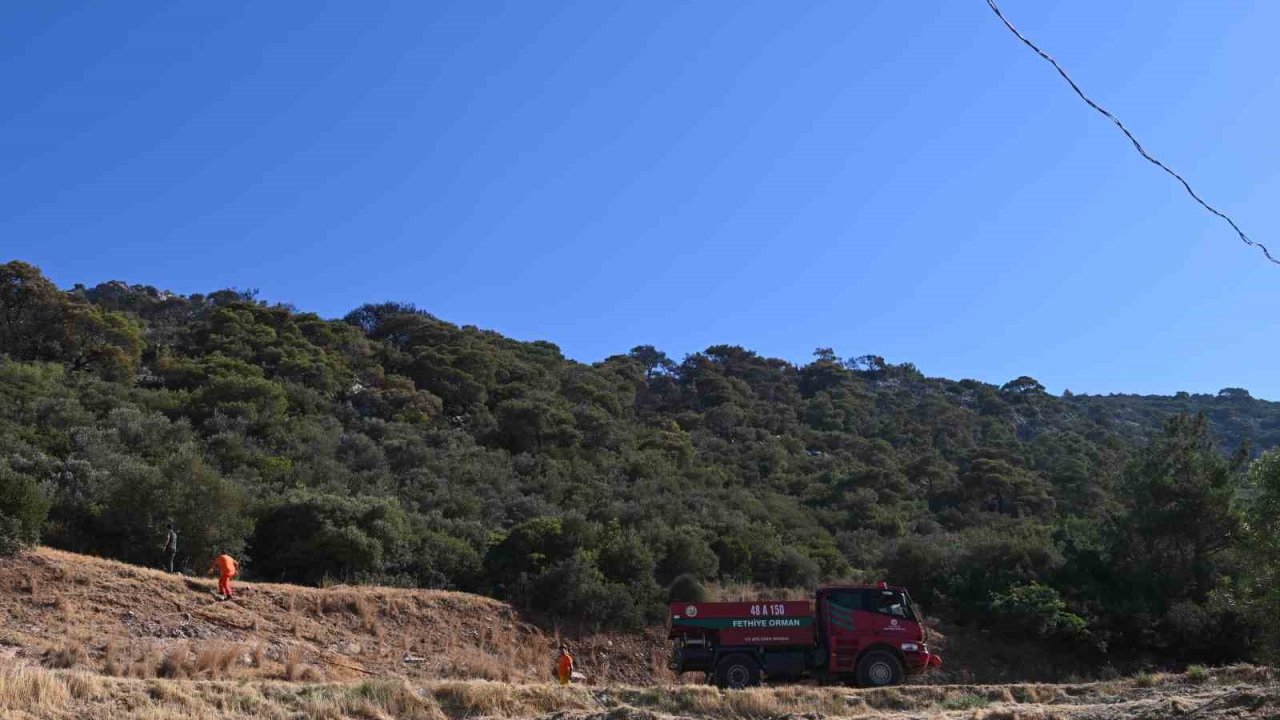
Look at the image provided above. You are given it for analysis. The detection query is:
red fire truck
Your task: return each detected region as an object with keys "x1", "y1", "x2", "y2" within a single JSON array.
[{"x1": 667, "y1": 583, "x2": 941, "y2": 688}]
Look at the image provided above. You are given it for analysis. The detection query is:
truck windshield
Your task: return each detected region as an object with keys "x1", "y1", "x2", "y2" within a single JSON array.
[{"x1": 875, "y1": 590, "x2": 915, "y2": 621}]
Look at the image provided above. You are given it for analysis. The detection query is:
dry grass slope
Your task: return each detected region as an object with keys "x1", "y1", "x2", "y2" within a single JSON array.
[{"x1": 0, "y1": 548, "x2": 667, "y2": 685}]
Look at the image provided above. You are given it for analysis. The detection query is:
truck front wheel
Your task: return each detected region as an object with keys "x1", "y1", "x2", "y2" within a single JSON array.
[
  {"x1": 856, "y1": 650, "x2": 903, "y2": 687},
  {"x1": 713, "y1": 654, "x2": 761, "y2": 689}
]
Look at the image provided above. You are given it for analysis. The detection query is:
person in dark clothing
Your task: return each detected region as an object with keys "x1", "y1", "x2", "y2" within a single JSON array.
[{"x1": 163, "y1": 524, "x2": 178, "y2": 573}]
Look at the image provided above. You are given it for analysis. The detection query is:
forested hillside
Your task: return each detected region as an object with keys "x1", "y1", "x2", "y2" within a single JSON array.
[{"x1": 4, "y1": 260, "x2": 1280, "y2": 670}]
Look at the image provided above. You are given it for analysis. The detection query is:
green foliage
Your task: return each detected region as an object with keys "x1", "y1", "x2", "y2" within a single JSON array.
[
  {"x1": 988, "y1": 582, "x2": 1088, "y2": 644},
  {"x1": 0, "y1": 461, "x2": 50, "y2": 554},
  {"x1": 656, "y1": 528, "x2": 718, "y2": 583},
  {"x1": 250, "y1": 493, "x2": 409, "y2": 585},
  {"x1": 5, "y1": 261, "x2": 1280, "y2": 664},
  {"x1": 667, "y1": 573, "x2": 708, "y2": 603},
  {"x1": 1237, "y1": 449, "x2": 1280, "y2": 660}
]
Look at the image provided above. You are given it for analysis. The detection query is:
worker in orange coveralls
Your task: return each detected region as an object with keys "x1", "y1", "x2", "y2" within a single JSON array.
[
  {"x1": 556, "y1": 645, "x2": 574, "y2": 685},
  {"x1": 206, "y1": 553, "x2": 238, "y2": 599}
]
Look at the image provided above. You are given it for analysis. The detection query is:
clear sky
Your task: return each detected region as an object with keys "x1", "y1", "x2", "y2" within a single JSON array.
[{"x1": 3, "y1": 2, "x2": 1279, "y2": 398}]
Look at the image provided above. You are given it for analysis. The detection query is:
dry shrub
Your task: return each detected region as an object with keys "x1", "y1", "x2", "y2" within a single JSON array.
[
  {"x1": 158, "y1": 643, "x2": 189, "y2": 679},
  {"x1": 283, "y1": 645, "x2": 306, "y2": 681},
  {"x1": 250, "y1": 644, "x2": 265, "y2": 668},
  {"x1": 145, "y1": 679, "x2": 195, "y2": 710},
  {"x1": 434, "y1": 680, "x2": 534, "y2": 717},
  {"x1": 642, "y1": 685, "x2": 723, "y2": 716},
  {"x1": 1009, "y1": 685, "x2": 1061, "y2": 704},
  {"x1": 62, "y1": 671, "x2": 103, "y2": 701},
  {"x1": 42, "y1": 641, "x2": 86, "y2": 669},
  {"x1": 724, "y1": 689, "x2": 787, "y2": 719},
  {"x1": 130, "y1": 655, "x2": 158, "y2": 679},
  {"x1": 705, "y1": 582, "x2": 809, "y2": 602},
  {"x1": 1214, "y1": 664, "x2": 1274, "y2": 685},
  {"x1": 347, "y1": 680, "x2": 446, "y2": 720},
  {"x1": 103, "y1": 640, "x2": 123, "y2": 676},
  {"x1": 194, "y1": 641, "x2": 242, "y2": 679},
  {"x1": 24, "y1": 572, "x2": 39, "y2": 596},
  {"x1": 355, "y1": 595, "x2": 380, "y2": 633},
  {"x1": 321, "y1": 592, "x2": 358, "y2": 615},
  {"x1": 971, "y1": 709, "x2": 1064, "y2": 720},
  {"x1": 940, "y1": 693, "x2": 992, "y2": 710},
  {"x1": 437, "y1": 643, "x2": 509, "y2": 681}
]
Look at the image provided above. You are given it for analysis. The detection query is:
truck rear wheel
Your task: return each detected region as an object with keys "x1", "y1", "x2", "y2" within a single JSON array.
[
  {"x1": 713, "y1": 654, "x2": 761, "y2": 689},
  {"x1": 856, "y1": 650, "x2": 903, "y2": 687}
]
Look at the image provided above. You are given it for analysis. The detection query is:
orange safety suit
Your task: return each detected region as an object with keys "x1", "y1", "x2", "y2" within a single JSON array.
[
  {"x1": 208, "y1": 554, "x2": 238, "y2": 598},
  {"x1": 556, "y1": 651, "x2": 574, "y2": 685}
]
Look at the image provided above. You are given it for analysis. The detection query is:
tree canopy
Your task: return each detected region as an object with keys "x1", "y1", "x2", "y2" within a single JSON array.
[{"x1": 3, "y1": 260, "x2": 1280, "y2": 665}]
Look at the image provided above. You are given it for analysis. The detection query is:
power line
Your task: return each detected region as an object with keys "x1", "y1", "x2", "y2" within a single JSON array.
[{"x1": 984, "y1": 0, "x2": 1278, "y2": 266}]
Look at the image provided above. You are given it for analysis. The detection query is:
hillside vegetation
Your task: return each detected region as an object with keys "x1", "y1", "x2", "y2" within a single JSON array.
[{"x1": 5, "y1": 259, "x2": 1280, "y2": 671}]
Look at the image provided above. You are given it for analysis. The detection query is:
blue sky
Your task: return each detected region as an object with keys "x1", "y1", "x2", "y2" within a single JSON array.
[{"x1": 3, "y1": 1, "x2": 1279, "y2": 398}]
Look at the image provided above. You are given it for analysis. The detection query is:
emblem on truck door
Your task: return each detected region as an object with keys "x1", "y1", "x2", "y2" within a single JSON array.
[{"x1": 685, "y1": 605, "x2": 698, "y2": 617}]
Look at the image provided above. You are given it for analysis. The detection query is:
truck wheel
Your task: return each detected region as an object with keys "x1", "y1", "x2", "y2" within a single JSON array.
[
  {"x1": 714, "y1": 654, "x2": 761, "y2": 689},
  {"x1": 856, "y1": 650, "x2": 903, "y2": 687}
]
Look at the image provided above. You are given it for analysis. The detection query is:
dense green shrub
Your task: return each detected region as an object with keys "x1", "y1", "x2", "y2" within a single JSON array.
[
  {"x1": 667, "y1": 574, "x2": 707, "y2": 603},
  {"x1": 0, "y1": 462, "x2": 50, "y2": 554}
]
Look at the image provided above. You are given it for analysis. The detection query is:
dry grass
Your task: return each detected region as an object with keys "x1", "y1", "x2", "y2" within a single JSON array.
[
  {"x1": 2, "y1": 547, "x2": 665, "y2": 688},
  {"x1": 41, "y1": 641, "x2": 87, "y2": 669},
  {"x1": 704, "y1": 582, "x2": 810, "y2": 602},
  {"x1": 103, "y1": 640, "x2": 123, "y2": 677},
  {"x1": 2, "y1": 663, "x2": 1279, "y2": 720},
  {"x1": 282, "y1": 645, "x2": 305, "y2": 682},
  {"x1": 193, "y1": 641, "x2": 242, "y2": 679},
  {"x1": 158, "y1": 644, "x2": 189, "y2": 679},
  {"x1": 0, "y1": 666, "x2": 71, "y2": 708}
]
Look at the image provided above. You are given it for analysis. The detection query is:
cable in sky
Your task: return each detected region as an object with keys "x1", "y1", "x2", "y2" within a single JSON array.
[{"x1": 984, "y1": 0, "x2": 1279, "y2": 266}]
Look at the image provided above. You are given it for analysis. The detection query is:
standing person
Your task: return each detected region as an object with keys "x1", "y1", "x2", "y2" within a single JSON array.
[
  {"x1": 556, "y1": 645, "x2": 574, "y2": 686},
  {"x1": 206, "y1": 552, "x2": 238, "y2": 600},
  {"x1": 163, "y1": 524, "x2": 178, "y2": 573}
]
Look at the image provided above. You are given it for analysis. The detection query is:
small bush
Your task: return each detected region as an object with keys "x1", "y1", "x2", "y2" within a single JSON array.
[
  {"x1": 940, "y1": 694, "x2": 991, "y2": 710},
  {"x1": 1134, "y1": 671, "x2": 1156, "y2": 688},
  {"x1": 102, "y1": 641, "x2": 122, "y2": 677},
  {"x1": 41, "y1": 642, "x2": 86, "y2": 669},
  {"x1": 988, "y1": 582, "x2": 1089, "y2": 644},
  {"x1": 283, "y1": 646, "x2": 305, "y2": 681},
  {"x1": 0, "y1": 463, "x2": 50, "y2": 555},
  {"x1": 157, "y1": 644, "x2": 189, "y2": 679},
  {"x1": 1185, "y1": 664, "x2": 1210, "y2": 684},
  {"x1": 668, "y1": 574, "x2": 707, "y2": 603}
]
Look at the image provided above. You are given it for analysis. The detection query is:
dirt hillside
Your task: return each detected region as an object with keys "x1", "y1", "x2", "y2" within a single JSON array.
[{"x1": 0, "y1": 548, "x2": 668, "y2": 685}]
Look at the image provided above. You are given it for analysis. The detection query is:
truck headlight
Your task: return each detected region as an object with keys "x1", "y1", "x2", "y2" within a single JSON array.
[{"x1": 900, "y1": 643, "x2": 919, "y2": 652}]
